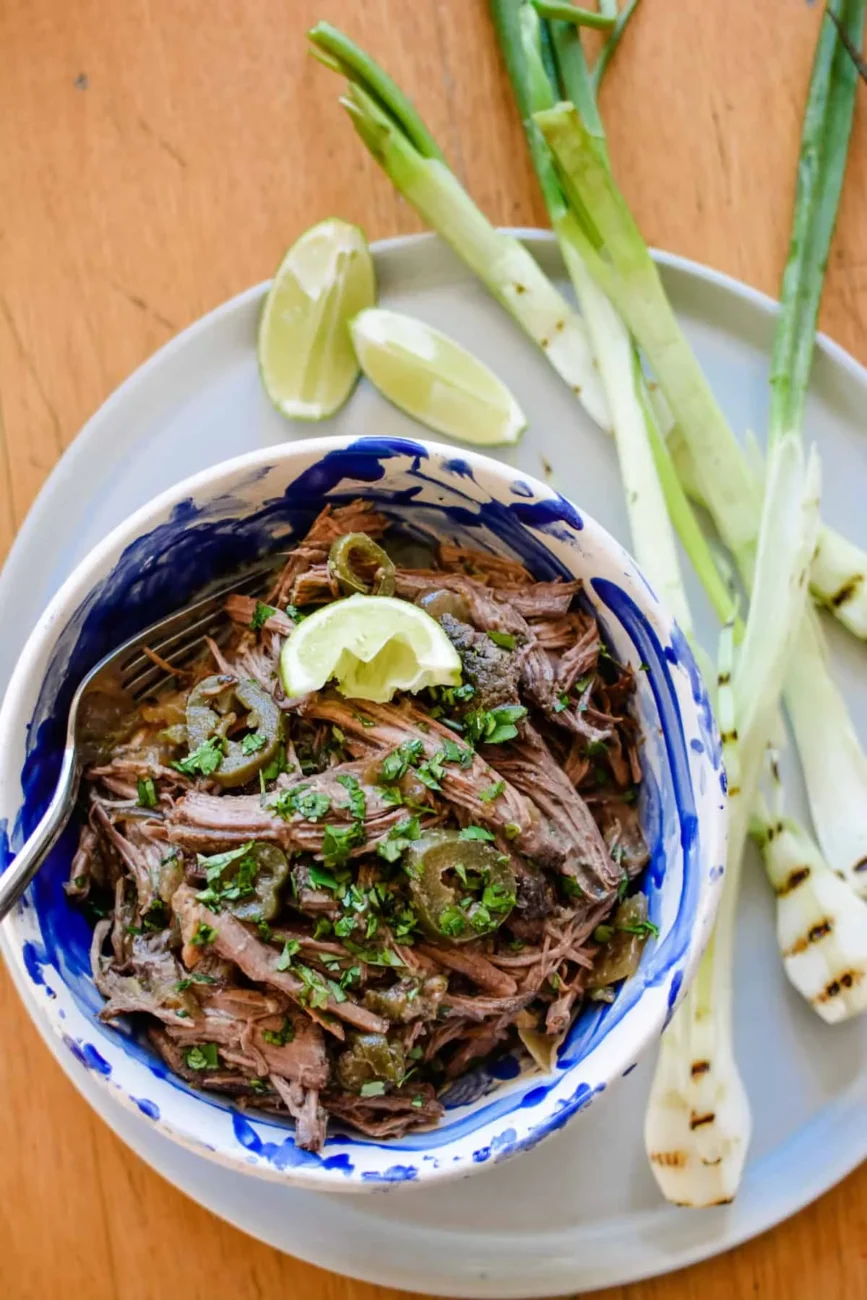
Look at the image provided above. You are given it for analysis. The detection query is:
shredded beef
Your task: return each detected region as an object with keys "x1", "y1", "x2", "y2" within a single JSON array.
[{"x1": 74, "y1": 500, "x2": 650, "y2": 1153}]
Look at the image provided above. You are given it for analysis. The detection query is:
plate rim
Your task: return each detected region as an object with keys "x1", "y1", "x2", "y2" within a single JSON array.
[{"x1": 1, "y1": 229, "x2": 865, "y2": 1296}]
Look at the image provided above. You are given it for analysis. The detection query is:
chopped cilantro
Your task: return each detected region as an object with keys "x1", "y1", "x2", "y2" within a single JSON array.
[
  {"x1": 439, "y1": 905, "x2": 469, "y2": 938},
  {"x1": 553, "y1": 693, "x2": 570, "y2": 714},
  {"x1": 618, "y1": 918, "x2": 660, "y2": 939},
  {"x1": 380, "y1": 739, "x2": 425, "y2": 782},
  {"x1": 376, "y1": 783, "x2": 404, "y2": 806},
  {"x1": 261, "y1": 1018, "x2": 295, "y2": 1046},
  {"x1": 257, "y1": 919, "x2": 273, "y2": 942},
  {"x1": 332, "y1": 725, "x2": 346, "y2": 744},
  {"x1": 480, "y1": 779, "x2": 505, "y2": 803},
  {"x1": 195, "y1": 842, "x2": 258, "y2": 911},
  {"x1": 313, "y1": 917, "x2": 333, "y2": 939},
  {"x1": 360, "y1": 1080, "x2": 386, "y2": 1098},
  {"x1": 504, "y1": 822, "x2": 521, "y2": 839},
  {"x1": 322, "y1": 820, "x2": 365, "y2": 866},
  {"x1": 337, "y1": 772, "x2": 367, "y2": 820},
  {"x1": 250, "y1": 601, "x2": 278, "y2": 631},
  {"x1": 175, "y1": 972, "x2": 216, "y2": 992},
  {"x1": 308, "y1": 864, "x2": 340, "y2": 892},
  {"x1": 270, "y1": 785, "x2": 332, "y2": 822},
  {"x1": 343, "y1": 941, "x2": 405, "y2": 968},
  {"x1": 275, "y1": 938, "x2": 301, "y2": 970},
  {"x1": 378, "y1": 814, "x2": 422, "y2": 863},
  {"x1": 411, "y1": 1094, "x2": 425, "y2": 1108},
  {"x1": 136, "y1": 777, "x2": 158, "y2": 808},
  {"x1": 459, "y1": 825, "x2": 495, "y2": 843},
  {"x1": 561, "y1": 877, "x2": 584, "y2": 899},
  {"x1": 185, "y1": 1043, "x2": 219, "y2": 1070},
  {"x1": 464, "y1": 703, "x2": 527, "y2": 746},
  {"x1": 172, "y1": 736, "x2": 224, "y2": 777},
  {"x1": 261, "y1": 745, "x2": 289, "y2": 782},
  {"x1": 488, "y1": 630, "x2": 517, "y2": 650},
  {"x1": 296, "y1": 963, "x2": 331, "y2": 1009},
  {"x1": 190, "y1": 921, "x2": 218, "y2": 947},
  {"x1": 241, "y1": 730, "x2": 267, "y2": 756}
]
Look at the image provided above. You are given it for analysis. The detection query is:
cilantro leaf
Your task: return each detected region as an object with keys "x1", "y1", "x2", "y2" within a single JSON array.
[
  {"x1": 459, "y1": 825, "x2": 495, "y2": 843},
  {"x1": 185, "y1": 1043, "x2": 219, "y2": 1070},
  {"x1": 337, "y1": 772, "x2": 367, "y2": 820},
  {"x1": 488, "y1": 631, "x2": 517, "y2": 651},
  {"x1": 322, "y1": 820, "x2": 365, "y2": 867},
  {"x1": 241, "y1": 730, "x2": 267, "y2": 755},
  {"x1": 136, "y1": 777, "x2": 158, "y2": 808},
  {"x1": 172, "y1": 736, "x2": 224, "y2": 777},
  {"x1": 377, "y1": 814, "x2": 422, "y2": 863},
  {"x1": 270, "y1": 785, "x2": 332, "y2": 822},
  {"x1": 275, "y1": 938, "x2": 300, "y2": 970},
  {"x1": 479, "y1": 779, "x2": 505, "y2": 803},
  {"x1": 250, "y1": 601, "x2": 278, "y2": 631},
  {"x1": 360, "y1": 1080, "x2": 387, "y2": 1098}
]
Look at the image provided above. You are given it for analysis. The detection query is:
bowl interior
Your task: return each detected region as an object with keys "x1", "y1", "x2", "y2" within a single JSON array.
[{"x1": 0, "y1": 436, "x2": 724, "y2": 1187}]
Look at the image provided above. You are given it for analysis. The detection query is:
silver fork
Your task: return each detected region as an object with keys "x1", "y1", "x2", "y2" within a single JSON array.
[{"x1": 0, "y1": 560, "x2": 277, "y2": 922}]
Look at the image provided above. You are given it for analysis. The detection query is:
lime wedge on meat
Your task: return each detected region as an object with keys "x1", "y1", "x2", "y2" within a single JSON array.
[
  {"x1": 350, "y1": 308, "x2": 527, "y2": 446},
  {"x1": 258, "y1": 219, "x2": 375, "y2": 420},
  {"x1": 279, "y1": 594, "x2": 462, "y2": 703}
]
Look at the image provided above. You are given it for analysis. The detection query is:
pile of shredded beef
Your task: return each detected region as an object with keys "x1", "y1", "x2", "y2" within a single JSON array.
[{"x1": 70, "y1": 501, "x2": 651, "y2": 1151}]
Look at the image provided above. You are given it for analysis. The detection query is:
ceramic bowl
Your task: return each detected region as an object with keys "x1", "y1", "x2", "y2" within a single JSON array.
[{"x1": 0, "y1": 434, "x2": 726, "y2": 1190}]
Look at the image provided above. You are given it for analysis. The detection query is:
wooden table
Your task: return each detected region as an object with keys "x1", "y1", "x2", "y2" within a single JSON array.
[{"x1": 1, "y1": 1, "x2": 865, "y2": 1296}]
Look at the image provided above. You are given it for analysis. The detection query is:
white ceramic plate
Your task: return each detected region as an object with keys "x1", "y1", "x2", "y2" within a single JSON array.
[{"x1": 1, "y1": 232, "x2": 866, "y2": 1296}]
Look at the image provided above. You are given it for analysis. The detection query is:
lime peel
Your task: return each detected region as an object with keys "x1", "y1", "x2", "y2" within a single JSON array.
[
  {"x1": 258, "y1": 218, "x2": 375, "y2": 421},
  {"x1": 350, "y1": 307, "x2": 527, "y2": 447},
  {"x1": 279, "y1": 594, "x2": 462, "y2": 703}
]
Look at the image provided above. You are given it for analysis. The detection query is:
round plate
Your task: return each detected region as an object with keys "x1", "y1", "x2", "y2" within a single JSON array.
[{"x1": 2, "y1": 232, "x2": 866, "y2": 1297}]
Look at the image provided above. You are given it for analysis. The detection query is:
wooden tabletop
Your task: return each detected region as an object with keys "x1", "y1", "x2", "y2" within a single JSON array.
[{"x1": 1, "y1": 1, "x2": 866, "y2": 1296}]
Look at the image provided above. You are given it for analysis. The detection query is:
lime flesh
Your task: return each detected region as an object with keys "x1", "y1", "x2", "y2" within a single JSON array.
[
  {"x1": 259, "y1": 219, "x2": 375, "y2": 421},
  {"x1": 279, "y1": 594, "x2": 462, "y2": 704},
  {"x1": 350, "y1": 307, "x2": 527, "y2": 446}
]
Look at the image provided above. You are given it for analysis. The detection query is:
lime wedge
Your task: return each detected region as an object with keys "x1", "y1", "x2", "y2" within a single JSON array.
[
  {"x1": 350, "y1": 308, "x2": 527, "y2": 446},
  {"x1": 279, "y1": 594, "x2": 462, "y2": 703},
  {"x1": 258, "y1": 219, "x2": 375, "y2": 420}
]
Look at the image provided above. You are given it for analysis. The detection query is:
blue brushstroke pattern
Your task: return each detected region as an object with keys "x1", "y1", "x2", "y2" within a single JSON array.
[{"x1": 6, "y1": 437, "x2": 714, "y2": 1176}]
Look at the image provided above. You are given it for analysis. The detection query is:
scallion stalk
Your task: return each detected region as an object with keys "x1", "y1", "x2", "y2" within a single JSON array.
[
  {"x1": 535, "y1": 96, "x2": 867, "y2": 892},
  {"x1": 307, "y1": 24, "x2": 611, "y2": 430},
  {"x1": 768, "y1": 0, "x2": 866, "y2": 447},
  {"x1": 530, "y1": 0, "x2": 616, "y2": 30},
  {"x1": 751, "y1": 756, "x2": 867, "y2": 1025}
]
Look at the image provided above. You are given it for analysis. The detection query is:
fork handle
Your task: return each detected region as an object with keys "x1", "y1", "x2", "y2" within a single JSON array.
[{"x1": 0, "y1": 749, "x2": 80, "y2": 923}]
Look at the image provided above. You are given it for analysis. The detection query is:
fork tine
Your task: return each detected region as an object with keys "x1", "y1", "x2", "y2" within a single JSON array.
[
  {"x1": 117, "y1": 564, "x2": 273, "y2": 679},
  {"x1": 125, "y1": 625, "x2": 236, "y2": 701},
  {"x1": 118, "y1": 562, "x2": 276, "y2": 701}
]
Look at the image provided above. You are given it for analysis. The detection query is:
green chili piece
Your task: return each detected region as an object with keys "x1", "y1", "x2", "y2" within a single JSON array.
[
  {"x1": 328, "y1": 532, "x2": 396, "y2": 597},
  {"x1": 183, "y1": 675, "x2": 283, "y2": 789},
  {"x1": 403, "y1": 829, "x2": 516, "y2": 943}
]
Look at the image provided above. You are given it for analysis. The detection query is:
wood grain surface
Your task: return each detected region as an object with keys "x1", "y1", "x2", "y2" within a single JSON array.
[{"x1": 1, "y1": 1, "x2": 866, "y2": 1297}]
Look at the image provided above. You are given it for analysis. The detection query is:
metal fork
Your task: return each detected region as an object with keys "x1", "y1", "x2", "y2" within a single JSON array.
[{"x1": 0, "y1": 560, "x2": 276, "y2": 922}]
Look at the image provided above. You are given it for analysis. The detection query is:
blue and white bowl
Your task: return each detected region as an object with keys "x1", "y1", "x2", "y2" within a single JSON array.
[{"x1": 0, "y1": 435, "x2": 726, "y2": 1191}]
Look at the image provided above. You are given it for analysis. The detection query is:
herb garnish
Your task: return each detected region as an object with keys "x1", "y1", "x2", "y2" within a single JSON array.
[
  {"x1": 185, "y1": 1043, "x2": 219, "y2": 1070},
  {"x1": 136, "y1": 777, "x2": 158, "y2": 808},
  {"x1": 172, "y1": 736, "x2": 224, "y2": 777}
]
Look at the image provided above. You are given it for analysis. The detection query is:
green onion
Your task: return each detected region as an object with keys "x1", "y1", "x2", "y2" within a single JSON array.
[
  {"x1": 307, "y1": 22, "x2": 611, "y2": 428},
  {"x1": 769, "y1": 0, "x2": 866, "y2": 448},
  {"x1": 530, "y1": 1, "x2": 615, "y2": 30}
]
